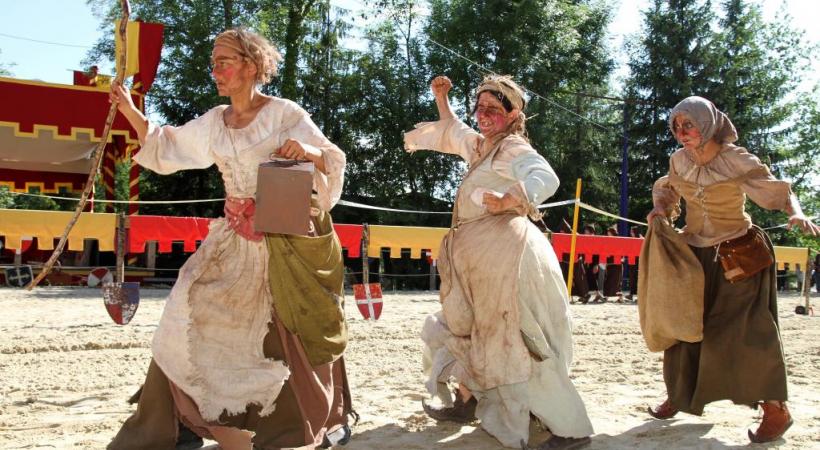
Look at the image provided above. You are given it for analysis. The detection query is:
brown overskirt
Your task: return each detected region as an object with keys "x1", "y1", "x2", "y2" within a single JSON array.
[
  {"x1": 108, "y1": 313, "x2": 352, "y2": 450},
  {"x1": 663, "y1": 232, "x2": 787, "y2": 415}
]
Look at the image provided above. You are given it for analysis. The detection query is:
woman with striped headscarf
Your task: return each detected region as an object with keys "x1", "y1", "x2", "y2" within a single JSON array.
[{"x1": 405, "y1": 75, "x2": 593, "y2": 450}]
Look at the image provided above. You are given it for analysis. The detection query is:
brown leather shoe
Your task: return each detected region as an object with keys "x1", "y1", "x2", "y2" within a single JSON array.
[
  {"x1": 422, "y1": 391, "x2": 477, "y2": 423},
  {"x1": 748, "y1": 401, "x2": 793, "y2": 443},
  {"x1": 647, "y1": 398, "x2": 678, "y2": 419}
]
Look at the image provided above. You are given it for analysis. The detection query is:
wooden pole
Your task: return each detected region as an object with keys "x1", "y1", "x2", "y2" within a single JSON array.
[
  {"x1": 116, "y1": 213, "x2": 126, "y2": 283},
  {"x1": 26, "y1": 0, "x2": 131, "y2": 290},
  {"x1": 361, "y1": 223, "x2": 369, "y2": 286},
  {"x1": 804, "y1": 253, "x2": 811, "y2": 313},
  {"x1": 566, "y1": 179, "x2": 582, "y2": 297},
  {"x1": 429, "y1": 251, "x2": 437, "y2": 291}
]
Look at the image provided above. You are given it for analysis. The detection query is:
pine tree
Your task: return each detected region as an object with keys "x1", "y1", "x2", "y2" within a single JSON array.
[
  {"x1": 623, "y1": 0, "x2": 720, "y2": 218},
  {"x1": 424, "y1": 0, "x2": 616, "y2": 229}
]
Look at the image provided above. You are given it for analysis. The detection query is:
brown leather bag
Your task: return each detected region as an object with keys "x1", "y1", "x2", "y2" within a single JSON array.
[{"x1": 716, "y1": 227, "x2": 773, "y2": 283}]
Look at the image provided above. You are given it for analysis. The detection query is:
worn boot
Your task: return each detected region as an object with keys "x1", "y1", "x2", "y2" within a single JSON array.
[
  {"x1": 748, "y1": 401, "x2": 792, "y2": 443},
  {"x1": 175, "y1": 423, "x2": 204, "y2": 450},
  {"x1": 422, "y1": 389, "x2": 477, "y2": 423},
  {"x1": 522, "y1": 435, "x2": 591, "y2": 450},
  {"x1": 647, "y1": 398, "x2": 678, "y2": 420},
  {"x1": 318, "y1": 424, "x2": 352, "y2": 448}
]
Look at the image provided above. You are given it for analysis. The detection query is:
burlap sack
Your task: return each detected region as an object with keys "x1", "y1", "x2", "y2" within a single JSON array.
[{"x1": 638, "y1": 216, "x2": 704, "y2": 352}]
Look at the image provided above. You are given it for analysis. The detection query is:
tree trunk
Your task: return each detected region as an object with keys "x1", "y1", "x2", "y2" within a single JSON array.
[
  {"x1": 281, "y1": 0, "x2": 316, "y2": 100},
  {"x1": 222, "y1": 0, "x2": 234, "y2": 29}
]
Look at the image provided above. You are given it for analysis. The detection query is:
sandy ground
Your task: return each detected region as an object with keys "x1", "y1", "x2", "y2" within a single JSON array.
[{"x1": 1, "y1": 287, "x2": 819, "y2": 450}]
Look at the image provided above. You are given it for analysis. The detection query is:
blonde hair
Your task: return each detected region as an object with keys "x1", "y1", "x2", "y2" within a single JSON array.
[{"x1": 214, "y1": 28, "x2": 282, "y2": 85}]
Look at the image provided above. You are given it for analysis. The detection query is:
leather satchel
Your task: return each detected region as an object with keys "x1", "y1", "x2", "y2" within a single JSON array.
[{"x1": 716, "y1": 227, "x2": 773, "y2": 283}]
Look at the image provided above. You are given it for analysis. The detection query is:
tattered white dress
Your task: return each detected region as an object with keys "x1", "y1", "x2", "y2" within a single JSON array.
[
  {"x1": 405, "y1": 118, "x2": 593, "y2": 447},
  {"x1": 133, "y1": 98, "x2": 345, "y2": 421}
]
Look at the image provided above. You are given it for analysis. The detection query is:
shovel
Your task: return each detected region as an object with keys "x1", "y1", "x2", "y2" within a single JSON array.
[{"x1": 103, "y1": 213, "x2": 140, "y2": 325}]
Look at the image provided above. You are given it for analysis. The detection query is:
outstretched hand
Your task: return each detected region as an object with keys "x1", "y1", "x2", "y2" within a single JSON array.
[{"x1": 787, "y1": 214, "x2": 819, "y2": 236}]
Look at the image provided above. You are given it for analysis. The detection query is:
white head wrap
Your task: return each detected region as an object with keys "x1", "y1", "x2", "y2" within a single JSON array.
[{"x1": 669, "y1": 96, "x2": 738, "y2": 144}]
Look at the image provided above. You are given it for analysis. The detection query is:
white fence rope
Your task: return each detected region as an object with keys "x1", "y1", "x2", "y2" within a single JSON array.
[{"x1": 4, "y1": 189, "x2": 807, "y2": 230}]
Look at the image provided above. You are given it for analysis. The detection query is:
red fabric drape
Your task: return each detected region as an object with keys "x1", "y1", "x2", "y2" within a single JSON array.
[
  {"x1": 128, "y1": 215, "x2": 212, "y2": 253},
  {"x1": 132, "y1": 21, "x2": 164, "y2": 93},
  {"x1": 550, "y1": 233, "x2": 644, "y2": 264},
  {"x1": 128, "y1": 218, "x2": 364, "y2": 257},
  {"x1": 334, "y1": 224, "x2": 363, "y2": 258}
]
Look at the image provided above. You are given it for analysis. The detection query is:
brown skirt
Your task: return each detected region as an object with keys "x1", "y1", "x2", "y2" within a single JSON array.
[
  {"x1": 663, "y1": 233, "x2": 787, "y2": 415},
  {"x1": 108, "y1": 313, "x2": 353, "y2": 450}
]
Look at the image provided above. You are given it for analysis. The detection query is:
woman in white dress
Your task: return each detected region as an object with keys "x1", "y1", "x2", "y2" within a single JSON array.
[
  {"x1": 107, "y1": 28, "x2": 351, "y2": 450},
  {"x1": 405, "y1": 75, "x2": 593, "y2": 450}
]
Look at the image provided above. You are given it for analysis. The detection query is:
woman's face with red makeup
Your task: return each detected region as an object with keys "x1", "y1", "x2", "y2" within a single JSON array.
[
  {"x1": 210, "y1": 45, "x2": 255, "y2": 96},
  {"x1": 474, "y1": 92, "x2": 517, "y2": 138}
]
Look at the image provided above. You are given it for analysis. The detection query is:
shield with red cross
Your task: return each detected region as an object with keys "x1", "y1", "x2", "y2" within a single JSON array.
[
  {"x1": 102, "y1": 282, "x2": 141, "y2": 325},
  {"x1": 353, "y1": 283, "x2": 383, "y2": 320}
]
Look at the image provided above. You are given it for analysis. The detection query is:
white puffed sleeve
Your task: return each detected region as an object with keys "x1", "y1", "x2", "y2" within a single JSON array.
[
  {"x1": 281, "y1": 108, "x2": 346, "y2": 211},
  {"x1": 403, "y1": 118, "x2": 480, "y2": 163},
  {"x1": 492, "y1": 137, "x2": 559, "y2": 205},
  {"x1": 133, "y1": 108, "x2": 217, "y2": 174}
]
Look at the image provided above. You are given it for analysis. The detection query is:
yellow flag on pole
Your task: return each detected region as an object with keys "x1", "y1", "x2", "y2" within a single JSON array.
[{"x1": 114, "y1": 21, "x2": 141, "y2": 78}]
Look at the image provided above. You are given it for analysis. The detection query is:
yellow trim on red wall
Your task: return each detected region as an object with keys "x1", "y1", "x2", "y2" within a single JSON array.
[
  {"x1": 53, "y1": 183, "x2": 77, "y2": 193},
  {"x1": 0, "y1": 181, "x2": 82, "y2": 194},
  {"x1": 0, "y1": 121, "x2": 140, "y2": 145},
  {"x1": 0, "y1": 75, "x2": 112, "y2": 92}
]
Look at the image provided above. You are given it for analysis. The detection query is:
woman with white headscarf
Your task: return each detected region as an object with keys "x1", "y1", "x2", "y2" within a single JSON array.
[
  {"x1": 404, "y1": 75, "x2": 593, "y2": 450},
  {"x1": 647, "y1": 96, "x2": 818, "y2": 443}
]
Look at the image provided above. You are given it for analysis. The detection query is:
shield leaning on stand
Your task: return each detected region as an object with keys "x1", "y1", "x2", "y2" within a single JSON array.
[
  {"x1": 102, "y1": 282, "x2": 140, "y2": 325},
  {"x1": 353, "y1": 282, "x2": 383, "y2": 320}
]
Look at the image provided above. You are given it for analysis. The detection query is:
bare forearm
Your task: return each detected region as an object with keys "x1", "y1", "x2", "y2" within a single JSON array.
[
  {"x1": 121, "y1": 107, "x2": 149, "y2": 142},
  {"x1": 784, "y1": 193, "x2": 803, "y2": 217},
  {"x1": 435, "y1": 93, "x2": 456, "y2": 120},
  {"x1": 304, "y1": 147, "x2": 327, "y2": 173}
]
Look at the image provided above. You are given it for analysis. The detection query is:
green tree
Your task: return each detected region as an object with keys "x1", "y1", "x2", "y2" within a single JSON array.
[
  {"x1": 279, "y1": 0, "x2": 318, "y2": 99},
  {"x1": 710, "y1": 0, "x2": 817, "y2": 238},
  {"x1": 625, "y1": 0, "x2": 818, "y2": 246},
  {"x1": 424, "y1": 0, "x2": 616, "y2": 229},
  {"x1": 768, "y1": 89, "x2": 820, "y2": 248},
  {"x1": 335, "y1": 1, "x2": 458, "y2": 227},
  {"x1": 712, "y1": 0, "x2": 804, "y2": 171},
  {"x1": 623, "y1": 0, "x2": 720, "y2": 220},
  {"x1": 82, "y1": 0, "x2": 315, "y2": 217}
]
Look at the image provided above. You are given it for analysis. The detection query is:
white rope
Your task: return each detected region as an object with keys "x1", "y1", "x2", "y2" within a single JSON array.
[
  {"x1": 426, "y1": 38, "x2": 616, "y2": 133},
  {"x1": 762, "y1": 216, "x2": 819, "y2": 231},
  {"x1": 0, "y1": 190, "x2": 630, "y2": 222},
  {"x1": 577, "y1": 201, "x2": 648, "y2": 226},
  {"x1": 538, "y1": 198, "x2": 577, "y2": 209},
  {"x1": 336, "y1": 197, "x2": 581, "y2": 215},
  {"x1": 16, "y1": 189, "x2": 806, "y2": 231},
  {"x1": 5, "y1": 191, "x2": 223, "y2": 204},
  {"x1": 336, "y1": 199, "x2": 451, "y2": 214}
]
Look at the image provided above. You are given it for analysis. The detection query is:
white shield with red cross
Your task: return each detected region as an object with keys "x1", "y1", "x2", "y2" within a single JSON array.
[
  {"x1": 102, "y1": 282, "x2": 141, "y2": 325},
  {"x1": 353, "y1": 283, "x2": 383, "y2": 320}
]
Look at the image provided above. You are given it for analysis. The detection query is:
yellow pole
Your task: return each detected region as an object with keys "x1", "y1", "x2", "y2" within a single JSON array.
[
  {"x1": 566, "y1": 179, "x2": 582, "y2": 297},
  {"x1": 805, "y1": 252, "x2": 812, "y2": 313}
]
